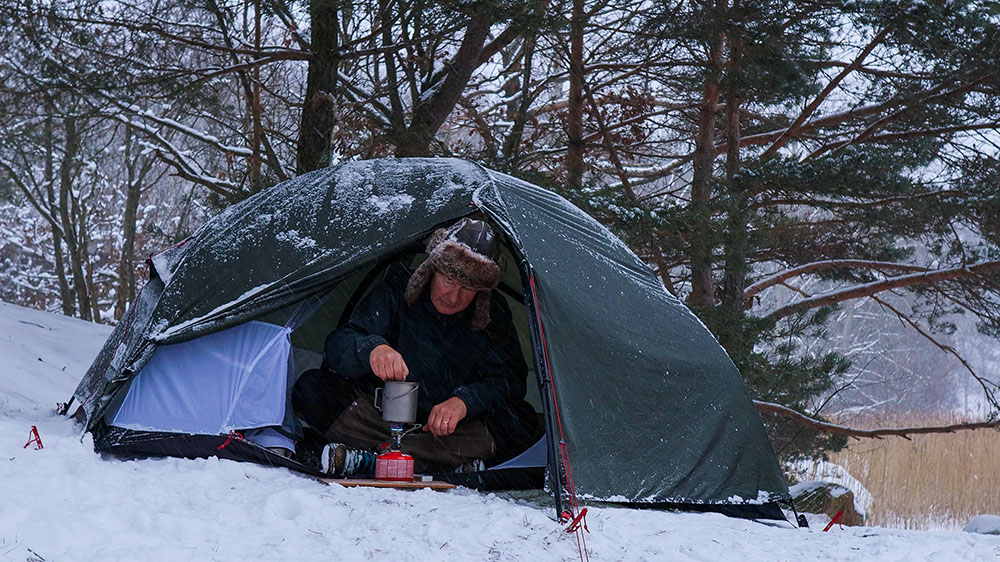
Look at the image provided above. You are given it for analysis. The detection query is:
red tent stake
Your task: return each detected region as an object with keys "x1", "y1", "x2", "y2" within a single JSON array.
[
  {"x1": 23, "y1": 426, "x2": 43, "y2": 450},
  {"x1": 823, "y1": 510, "x2": 844, "y2": 532}
]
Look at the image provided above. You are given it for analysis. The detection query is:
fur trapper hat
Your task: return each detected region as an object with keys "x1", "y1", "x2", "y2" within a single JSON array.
[{"x1": 404, "y1": 218, "x2": 502, "y2": 330}]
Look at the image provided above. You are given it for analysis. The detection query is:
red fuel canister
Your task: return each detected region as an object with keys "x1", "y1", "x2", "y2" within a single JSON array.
[{"x1": 375, "y1": 450, "x2": 414, "y2": 481}]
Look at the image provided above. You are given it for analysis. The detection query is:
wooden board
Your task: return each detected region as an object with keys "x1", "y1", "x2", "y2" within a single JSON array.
[{"x1": 319, "y1": 477, "x2": 457, "y2": 490}]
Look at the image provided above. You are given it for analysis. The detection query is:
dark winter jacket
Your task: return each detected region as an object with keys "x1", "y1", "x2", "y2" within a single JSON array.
[{"x1": 323, "y1": 273, "x2": 537, "y2": 459}]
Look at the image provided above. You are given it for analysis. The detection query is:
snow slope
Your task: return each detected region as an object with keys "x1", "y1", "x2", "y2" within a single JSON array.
[
  {"x1": 2, "y1": 301, "x2": 1000, "y2": 561},
  {"x1": 0, "y1": 302, "x2": 113, "y2": 413}
]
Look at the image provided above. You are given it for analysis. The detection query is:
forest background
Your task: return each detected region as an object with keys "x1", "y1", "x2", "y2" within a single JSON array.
[{"x1": 1, "y1": 0, "x2": 1000, "y2": 461}]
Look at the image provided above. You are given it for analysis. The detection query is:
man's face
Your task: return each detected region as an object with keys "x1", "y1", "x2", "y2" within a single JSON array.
[{"x1": 429, "y1": 271, "x2": 478, "y2": 315}]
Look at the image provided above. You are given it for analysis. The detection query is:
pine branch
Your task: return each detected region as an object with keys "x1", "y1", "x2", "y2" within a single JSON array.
[
  {"x1": 765, "y1": 261, "x2": 1000, "y2": 320},
  {"x1": 477, "y1": 0, "x2": 554, "y2": 69},
  {"x1": 805, "y1": 72, "x2": 1000, "y2": 161},
  {"x1": 805, "y1": 60, "x2": 934, "y2": 81},
  {"x1": 616, "y1": 96, "x2": 931, "y2": 188},
  {"x1": 760, "y1": 26, "x2": 892, "y2": 160},
  {"x1": 855, "y1": 122, "x2": 1000, "y2": 144},
  {"x1": 731, "y1": 98, "x2": 996, "y2": 160},
  {"x1": 753, "y1": 189, "x2": 966, "y2": 210},
  {"x1": 721, "y1": 102, "x2": 891, "y2": 153},
  {"x1": 745, "y1": 260, "x2": 933, "y2": 301},
  {"x1": 754, "y1": 400, "x2": 1000, "y2": 439}
]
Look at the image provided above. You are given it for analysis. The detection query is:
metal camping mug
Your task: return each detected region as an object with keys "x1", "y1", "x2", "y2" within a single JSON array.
[{"x1": 374, "y1": 380, "x2": 420, "y2": 423}]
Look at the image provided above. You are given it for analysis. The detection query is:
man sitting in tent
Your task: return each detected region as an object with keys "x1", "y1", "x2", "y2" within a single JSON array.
[{"x1": 293, "y1": 218, "x2": 537, "y2": 475}]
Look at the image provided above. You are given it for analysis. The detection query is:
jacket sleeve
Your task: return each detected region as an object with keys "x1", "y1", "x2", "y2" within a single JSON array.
[
  {"x1": 451, "y1": 296, "x2": 528, "y2": 418},
  {"x1": 323, "y1": 280, "x2": 399, "y2": 378}
]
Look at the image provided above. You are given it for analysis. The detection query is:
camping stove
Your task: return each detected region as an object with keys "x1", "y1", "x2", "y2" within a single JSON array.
[
  {"x1": 373, "y1": 381, "x2": 419, "y2": 481},
  {"x1": 375, "y1": 423, "x2": 414, "y2": 481}
]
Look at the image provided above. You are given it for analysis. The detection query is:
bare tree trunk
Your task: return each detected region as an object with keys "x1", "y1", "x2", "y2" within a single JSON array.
[
  {"x1": 80, "y1": 207, "x2": 101, "y2": 322},
  {"x1": 116, "y1": 126, "x2": 141, "y2": 321},
  {"x1": 380, "y1": 0, "x2": 405, "y2": 137},
  {"x1": 500, "y1": 38, "x2": 536, "y2": 168},
  {"x1": 296, "y1": 0, "x2": 340, "y2": 174},
  {"x1": 565, "y1": 0, "x2": 585, "y2": 189},
  {"x1": 687, "y1": 6, "x2": 724, "y2": 309},
  {"x1": 249, "y1": 0, "x2": 263, "y2": 188},
  {"x1": 396, "y1": 14, "x2": 491, "y2": 157},
  {"x1": 58, "y1": 116, "x2": 91, "y2": 321},
  {"x1": 651, "y1": 241, "x2": 678, "y2": 296},
  {"x1": 43, "y1": 109, "x2": 75, "y2": 316},
  {"x1": 721, "y1": 0, "x2": 745, "y2": 318},
  {"x1": 715, "y1": 7, "x2": 752, "y2": 365}
]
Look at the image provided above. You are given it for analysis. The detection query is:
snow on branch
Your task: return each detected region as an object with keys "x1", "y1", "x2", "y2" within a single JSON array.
[
  {"x1": 754, "y1": 400, "x2": 1000, "y2": 439},
  {"x1": 764, "y1": 261, "x2": 1000, "y2": 320},
  {"x1": 100, "y1": 105, "x2": 253, "y2": 157},
  {"x1": 730, "y1": 87, "x2": 997, "y2": 157},
  {"x1": 105, "y1": 113, "x2": 241, "y2": 201},
  {"x1": 22, "y1": 8, "x2": 304, "y2": 60},
  {"x1": 335, "y1": 70, "x2": 392, "y2": 126},
  {"x1": 0, "y1": 159, "x2": 65, "y2": 237},
  {"x1": 126, "y1": 107, "x2": 253, "y2": 157}
]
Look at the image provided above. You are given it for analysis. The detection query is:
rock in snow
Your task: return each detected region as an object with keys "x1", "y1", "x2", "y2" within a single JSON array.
[
  {"x1": 964, "y1": 515, "x2": 1000, "y2": 535},
  {"x1": 790, "y1": 480, "x2": 865, "y2": 526}
]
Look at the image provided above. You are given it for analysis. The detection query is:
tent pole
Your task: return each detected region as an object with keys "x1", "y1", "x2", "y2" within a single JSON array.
[{"x1": 520, "y1": 264, "x2": 565, "y2": 519}]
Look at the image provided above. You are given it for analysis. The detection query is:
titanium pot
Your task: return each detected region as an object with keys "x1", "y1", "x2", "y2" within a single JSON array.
[{"x1": 374, "y1": 380, "x2": 420, "y2": 423}]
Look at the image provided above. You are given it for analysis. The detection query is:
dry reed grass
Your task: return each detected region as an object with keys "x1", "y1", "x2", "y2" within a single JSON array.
[{"x1": 824, "y1": 412, "x2": 1000, "y2": 531}]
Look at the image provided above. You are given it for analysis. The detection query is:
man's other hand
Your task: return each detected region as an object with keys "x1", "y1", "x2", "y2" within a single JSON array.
[
  {"x1": 424, "y1": 397, "x2": 468, "y2": 437},
  {"x1": 369, "y1": 344, "x2": 409, "y2": 381}
]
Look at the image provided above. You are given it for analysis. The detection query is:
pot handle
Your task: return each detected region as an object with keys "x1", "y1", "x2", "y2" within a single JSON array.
[{"x1": 373, "y1": 387, "x2": 382, "y2": 411}]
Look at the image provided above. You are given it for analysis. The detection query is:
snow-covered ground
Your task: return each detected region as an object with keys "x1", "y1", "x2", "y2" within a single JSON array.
[{"x1": 3, "y1": 301, "x2": 1000, "y2": 561}]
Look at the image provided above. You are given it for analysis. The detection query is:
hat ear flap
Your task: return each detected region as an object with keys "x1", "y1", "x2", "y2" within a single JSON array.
[
  {"x1": 405, "y1": 261, "x2": 434, "y2": 305},
  {"x1": 471, "y1": 292, "x2": 491, "y2": 331}
]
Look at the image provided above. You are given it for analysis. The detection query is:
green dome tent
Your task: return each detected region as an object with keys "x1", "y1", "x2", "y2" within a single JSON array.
[{"x1": 70, "y1": 158, "x2": 790, "y2": 518}]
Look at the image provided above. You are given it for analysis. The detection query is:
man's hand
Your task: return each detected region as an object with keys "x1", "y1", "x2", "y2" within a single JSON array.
[
  {"x1": 423, "y1": 397, "x2": 468, "y2": 437},
  {"x1": 369, "y1": 344, "x2": 409, "y2": 381}
]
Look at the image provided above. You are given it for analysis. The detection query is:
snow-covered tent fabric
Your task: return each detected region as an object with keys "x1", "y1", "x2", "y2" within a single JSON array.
[{"x1": 72, "y1": 157, "x2": 790, "y2": 516}]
